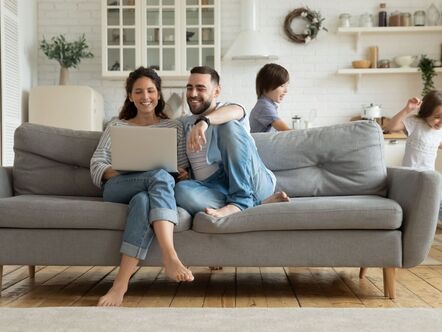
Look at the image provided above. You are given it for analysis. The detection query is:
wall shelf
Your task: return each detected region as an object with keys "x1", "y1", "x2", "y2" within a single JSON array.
[
  {"x1": 337, "y1": 26, "x2": 442, "y2": 50},
  {"x1": 337, "y1": 67, "x2": 442, "y2": 91}
]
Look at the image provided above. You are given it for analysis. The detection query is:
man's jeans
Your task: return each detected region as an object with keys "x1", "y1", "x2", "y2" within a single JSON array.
[
  {"x1": 103, "y1": 170, "x2": 177, "y2": 260},
  {"x1": 175, "y1": 121, "x2": 275, "y2": 216}
]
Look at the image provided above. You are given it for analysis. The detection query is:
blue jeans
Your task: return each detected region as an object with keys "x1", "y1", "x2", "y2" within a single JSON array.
[
  {"x1": 103, "y1": 170, "x2": 177, "y2": 260},
  {"x1": 175, "y1": 121, "x2": 275, "y2": 216}
]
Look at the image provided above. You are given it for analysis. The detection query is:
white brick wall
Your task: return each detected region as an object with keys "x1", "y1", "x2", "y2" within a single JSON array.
[{"x1": 37, "y1": 0, "x2": 442, "y2": 126}]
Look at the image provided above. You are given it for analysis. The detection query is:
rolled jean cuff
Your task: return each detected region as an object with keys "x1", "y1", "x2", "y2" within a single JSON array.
[
  {"x1": 228, "y1": 202, "x2": 246, "y2": 211},
  {"x1": 120, "y1": 241, "x2": 149, "y2": 260},
  {"x1": 150, "y1": 207, "x2": 178, "y2": 225}
]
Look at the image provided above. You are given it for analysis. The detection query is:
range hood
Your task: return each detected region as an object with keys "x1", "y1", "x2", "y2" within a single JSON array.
[{"x1": 223, "y1": 0, "x2": 278, "y2": 61}]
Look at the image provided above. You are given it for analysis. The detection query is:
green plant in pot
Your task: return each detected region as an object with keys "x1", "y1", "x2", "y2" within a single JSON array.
[
  {"x1": 40, "y1": 34, "x2": 94, "y2": 85},
  {"x1": 417, "y1": 55, "x2": 437, "y2": 97}
]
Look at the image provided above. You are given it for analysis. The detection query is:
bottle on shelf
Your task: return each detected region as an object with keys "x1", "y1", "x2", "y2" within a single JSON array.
[
  {"x1": 378, "y1": 3, "x2": 387, "y2": 27},
  {"x1": 368, "y1": 46, "x2": 379, "y2": 69}
]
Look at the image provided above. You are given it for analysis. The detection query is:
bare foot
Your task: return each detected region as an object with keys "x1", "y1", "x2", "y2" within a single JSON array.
[
  {"x1": 97, "y1": 283, "x2": 127, "y2": 307},
  {"x1": 205, "y1": 204, "x2": 241, "y2": 218},
  {"x1": 261, "y1": 191, "x2": 290, "y2": 204},
  {"x1": 164, "y1": 256, "x2": 194, "y2": 282}
]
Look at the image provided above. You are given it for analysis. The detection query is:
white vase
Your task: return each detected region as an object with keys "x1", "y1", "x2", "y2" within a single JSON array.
[
  {"x1": 426, "y1": 3, "x2": 441, "y2": 26},
  {"x1": 59, "y1": 67, "x2": 69, "y2": 85}
]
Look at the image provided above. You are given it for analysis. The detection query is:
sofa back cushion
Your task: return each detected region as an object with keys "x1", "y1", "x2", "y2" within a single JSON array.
[
  {"x1": 252, "y1": 121, "x2": 387, "y2": 196},
  {"x1": 13, "y1": 123, "x2": 102, "y2": 196}
]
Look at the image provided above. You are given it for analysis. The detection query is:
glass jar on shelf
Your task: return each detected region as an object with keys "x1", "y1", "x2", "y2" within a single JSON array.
[
  {"x1": 291, "y1": 116, "x2": 302, "y2": 130},
  {"x1": 359, "y1": 13, "x2": 374, "y2": 27},
  {"x1": 378, "y1": 59, "x2": 391, "y2": 68},
  {"x1": 400, "y1": 12, "x2": 412, "y2": 26},
  {"x1": 339, "y1": 13, "x2": 351, "y2": 27},
  {"x1": 414, "y1": 10, "x2": 426, "y2": 26},
  {"x1": 388, "y1": 11, "x2": 401, "y2": 26}
]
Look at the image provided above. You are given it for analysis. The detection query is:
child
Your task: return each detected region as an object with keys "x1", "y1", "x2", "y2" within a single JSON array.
[
  {"x1": 384, "y1": 90, "x2": 442, "y2": 227},
  {"x1": 249, "y1": 63, "x2": 291, "y2": 133}
]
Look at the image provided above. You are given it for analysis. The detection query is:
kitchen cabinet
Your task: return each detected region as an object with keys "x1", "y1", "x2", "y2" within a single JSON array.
[
  {"x1": 101, "y1": 0, "x2": 220, "y2": 78},
  {"x1": 384, "y1": 138, "x2": 406, "y2": 167},
  {"x1": 336, "y1": 26, "x2": 442, "y2": 91}
]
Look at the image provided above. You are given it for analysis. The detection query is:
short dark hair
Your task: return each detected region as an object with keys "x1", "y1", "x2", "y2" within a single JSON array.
[
  {"x1": 255, "y1": 63, "x2": 289, "y2": 98},
  {"x1": 418, "y1": 90, "x2": 442, "y2": 119},
  {"x1": 119, "y1": 66, "x2": 167, "y2": 120},
  {"x1": 190, "y1": 66, "x2": 220, "y2": 85}
]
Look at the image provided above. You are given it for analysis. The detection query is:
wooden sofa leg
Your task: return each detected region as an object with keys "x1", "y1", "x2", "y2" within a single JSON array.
[
  {"x1": 28, "y1": 265, "x2": 35, "y2": 279},
  {"x1": 359, "y1": 267, "x2": 367, "y2": 279},
  {"x1": 382, "y1": 267, "x2": 396, "y2": 299}
]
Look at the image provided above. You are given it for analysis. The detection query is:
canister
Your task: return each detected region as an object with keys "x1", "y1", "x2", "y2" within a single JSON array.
[
  {"x1": 339, "y1": 13, "x2": 351, "y2": 27},
  {"x1": 292, "y1": 116, "x2": 302, "y2": 130},
  {"x1": 414, "y1": 11, "x2": 426, "y2": 26},
  {"x1": 400, "y1": 12, "x2": 412, "y2": 26},
  {"x1": 368, "y1": 46, "x2": 379, "y2": 68},
  {"x1": 388, "y1": 12, "x2": 401, "y2": 26}
]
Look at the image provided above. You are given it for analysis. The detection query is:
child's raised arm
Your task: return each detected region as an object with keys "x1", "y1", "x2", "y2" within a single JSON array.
[{"x1": 383, "y1": 97, "x2": 421, "y2": 133}]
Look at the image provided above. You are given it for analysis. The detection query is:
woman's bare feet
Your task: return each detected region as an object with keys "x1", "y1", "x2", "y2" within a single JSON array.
[
  {"x1": 205, "y1": 204, "x2": 241, "y2": 218},
  {"x1": 164, "y1": 255, "x2": 194, "y2": 282},
  {"x1": 97, "y1": 282, "x2": 127, "y2": 307},
  {"x1": 262, "y1": 191, "x2": 290, "y2": 204}
]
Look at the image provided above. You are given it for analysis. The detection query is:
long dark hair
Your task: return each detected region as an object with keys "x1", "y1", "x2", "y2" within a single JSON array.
[
  {"x1": 119, "y1": 66, "x2": 167, "y2": 120},
  {"x1": 418, "y1": 90, "x2": 442, "y2": 119},
  {"x1": 256, "y1": 63, "x2": 289, "y2": 98}
]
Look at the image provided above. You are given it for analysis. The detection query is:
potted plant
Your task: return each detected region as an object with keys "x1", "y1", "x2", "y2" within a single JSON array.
[
  {"x1": 40, "y1": 34, "x2": 94, "y2": 85},
  {"x1": 417, "y1": 55, "x2": 437, "y2": 97}
]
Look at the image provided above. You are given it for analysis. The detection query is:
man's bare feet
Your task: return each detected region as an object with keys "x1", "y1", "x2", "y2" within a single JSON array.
[
  {"x1": 97, "y1": 283, "x2": 127, "y2": 307},
  {"x1": 261, "y1": 191, "x2": 290, "y2": 204},
  {"x1": 164, "y1": 256, "x2": 194, "y2": 282},
  {"x1": 205, "y1": 204, "x2": 241, "y2": 218}
]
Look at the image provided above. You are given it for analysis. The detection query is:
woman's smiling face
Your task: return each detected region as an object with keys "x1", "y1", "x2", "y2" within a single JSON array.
[{"x1": 129, "y1": 76, "x2": 159, "y2": 115}]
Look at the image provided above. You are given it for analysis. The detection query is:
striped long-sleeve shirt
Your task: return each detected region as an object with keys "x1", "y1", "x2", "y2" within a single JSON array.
[{"x1": 90, "y1": 118, "x2": 189, "y2": 188}]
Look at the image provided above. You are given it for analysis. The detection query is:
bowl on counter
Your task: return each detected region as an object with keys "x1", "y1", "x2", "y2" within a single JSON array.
[
  {"x1": 352, "y1": 60, "x2": 371, "y2": 69},
  {"x1": 394, "y1": 55, "x2": 417, "y2": 68}
]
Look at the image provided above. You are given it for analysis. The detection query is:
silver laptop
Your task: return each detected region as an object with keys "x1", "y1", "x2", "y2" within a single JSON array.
[{"x1": 110, "y1": 126, "x2": 177, "y2": 172}]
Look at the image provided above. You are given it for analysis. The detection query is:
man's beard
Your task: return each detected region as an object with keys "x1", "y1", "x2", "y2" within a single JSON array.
[{"x1": 187, "y1": 98, "x2": 211, "y2": 115}]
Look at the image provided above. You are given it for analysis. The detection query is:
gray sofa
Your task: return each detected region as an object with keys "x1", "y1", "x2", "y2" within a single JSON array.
[{"x1": 0, "y1": 121, "x2": 440, "y2": 299}]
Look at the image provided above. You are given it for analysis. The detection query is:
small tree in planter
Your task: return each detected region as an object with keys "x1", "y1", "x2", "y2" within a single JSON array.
[
  {"x1": 418, "y1": 55, "x2": 437, "y2": 97},
  {"x1": 40, "y1": 34, "x2": 94, "y2": 85}
]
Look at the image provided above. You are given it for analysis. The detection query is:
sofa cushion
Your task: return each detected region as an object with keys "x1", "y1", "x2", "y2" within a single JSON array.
[
  {"x1": 192, "y1": 196, "x2": 402, "y2": 234},
  {"x1": 13, "y1": 123, "x2": 102, "y2": 196},
  {"x1": 252, "y1": 121, "x2": 387, "y2": 197},
  {"x1": 0, "y1": 195, "x2": 191, "y2": 232}
]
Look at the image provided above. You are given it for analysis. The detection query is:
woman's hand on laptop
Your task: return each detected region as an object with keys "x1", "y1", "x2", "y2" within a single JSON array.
[
  {"x1": 103, "y1": 167, "x2": 120, "y2": 180},
  {"x1": 176, "y1": 168, "x2": 189, "y2": 182}
]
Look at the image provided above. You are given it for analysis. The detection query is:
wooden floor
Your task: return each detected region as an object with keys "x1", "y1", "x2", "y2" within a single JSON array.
[{"x1": 1, "y1": 229, "x2": 442, "y2": 308}]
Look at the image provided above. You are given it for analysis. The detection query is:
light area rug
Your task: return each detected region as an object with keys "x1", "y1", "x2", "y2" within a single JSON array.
[
  {"x1": 422, "y1": 232, "x2": 442, "y2": 265},
  {"x1": 1, "y1": 308, "x2": 442, "y2": 332}
]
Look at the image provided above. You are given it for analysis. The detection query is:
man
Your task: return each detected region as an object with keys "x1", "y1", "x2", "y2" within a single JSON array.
[{"x1": 175, "y1": 66, "x2": 288, "y2": 218}]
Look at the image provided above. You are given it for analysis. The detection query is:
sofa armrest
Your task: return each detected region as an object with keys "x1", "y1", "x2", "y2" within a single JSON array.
[
  {"x1": 0, "y1": 167, "x2": 13, "y2": 198},
  {"x1": 387, "y1": 167, "x2": 441, "y2": 268}
]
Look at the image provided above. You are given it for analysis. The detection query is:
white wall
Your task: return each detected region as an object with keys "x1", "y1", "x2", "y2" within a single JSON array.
[
  {"x1": 37, "y1": 0, "x2": 442, "y2": 126},
  {"x1": 19, "y1": 0, "x2": 38, "y2": 121}
]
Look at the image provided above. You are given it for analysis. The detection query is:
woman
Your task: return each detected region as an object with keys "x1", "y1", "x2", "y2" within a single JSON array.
[{"x1": 90, "y1": 67, "x2": 194, "y2": 307}]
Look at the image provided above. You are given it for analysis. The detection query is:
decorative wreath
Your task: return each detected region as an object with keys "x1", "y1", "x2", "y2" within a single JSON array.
[{"x1": 283, "y1": 7, "x2": 327, "y2": 44}]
